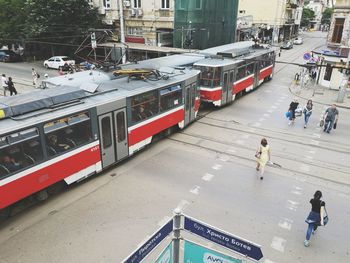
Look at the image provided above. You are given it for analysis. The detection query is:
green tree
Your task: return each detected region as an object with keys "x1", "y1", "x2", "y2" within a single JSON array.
[
  {"x1": 24, "y1": 0, "x2": 102, "y2": 56},
  {"x1": 321, "y1": 8, "x2": 333, "y2": 25},
  {"x1": 0, "y1": 0, "x2": 26, "y2": 48},
  {"x1": 301, "y1": 8, "x2": 315, "y2": 27}
]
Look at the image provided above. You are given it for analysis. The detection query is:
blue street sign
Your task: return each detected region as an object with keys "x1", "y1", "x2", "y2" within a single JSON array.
[
  {"x1": 184, "y1": 216, "x2": 263, "y2": 262},
  {"x1": 303, "y1": 52, "x2": 311, "y2": 60},
  {"x1": 123, "y1": 219, "x2": 173, "y2": 263}
]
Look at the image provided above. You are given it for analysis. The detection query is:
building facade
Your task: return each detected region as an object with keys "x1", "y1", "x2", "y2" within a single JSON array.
[
  {"x1": 312, "y1": 0, "x2": 350, "y2": 89},
  {"x1": 305, "y1": 0, "x2": 326, "y2": 30},
  {"x1": 238, "y1": 0, "x2": 304, "y2": 43}
]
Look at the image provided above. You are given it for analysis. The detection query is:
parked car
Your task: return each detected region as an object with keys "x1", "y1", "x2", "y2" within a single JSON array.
[
  {"x1": 281, "y1": 41, "x2": 293, "y2": 49},
  {"x1": 44, "y1": 56, "x2": 75, "y2": 69},
  {"x1": 293, "y1": 37, "x2": 303, "y2": 45},
  {"x1": 0, "y1": 49, "x2": 22, "y2": 62}
]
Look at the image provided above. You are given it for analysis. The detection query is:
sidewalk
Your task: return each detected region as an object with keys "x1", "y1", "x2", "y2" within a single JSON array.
[{"x1": 289, "y1": 81, "x2": 350, "y2": 109}]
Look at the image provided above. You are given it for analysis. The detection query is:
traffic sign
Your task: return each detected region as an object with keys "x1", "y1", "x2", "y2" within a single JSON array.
[
  {"x1": 184, "y1": 240, "x2": 242, "y2": 263},
  {"x1": 155, "y1": 241, "x2": 173, "y2": 263},
  {"x1": 184, "y1": 216, "x2": 263, "y2": 262},
  {"x1": 303, "y1": 52, "x2": 311, "y2": 60},
  {"x1": 123, "y1": 219, "x2": 173, "y2": 263}
]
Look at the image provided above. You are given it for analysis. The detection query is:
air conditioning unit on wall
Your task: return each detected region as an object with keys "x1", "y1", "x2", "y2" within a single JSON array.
[
  {"x1": 124, "y1": 0, "x2": 130, "y2": 7},
  {"x1": 136, "y1": 9, "x2": 143, "y2": 17},
  {"x1": 129, "y1": 9, "x2": 136, "y2": 17}
]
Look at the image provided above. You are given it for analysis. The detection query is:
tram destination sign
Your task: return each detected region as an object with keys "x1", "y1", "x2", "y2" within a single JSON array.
[
  {"x1": 123, "y1": 219, "x2": 173, "y2": 263},
  {"x1": 183, "y1": 216, "x2": 263, "y2": 262}
]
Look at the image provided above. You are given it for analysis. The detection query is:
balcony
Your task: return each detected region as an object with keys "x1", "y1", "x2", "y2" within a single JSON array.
[{"x1": 285, "y1": 18, "x2": 295, "y2": 24}]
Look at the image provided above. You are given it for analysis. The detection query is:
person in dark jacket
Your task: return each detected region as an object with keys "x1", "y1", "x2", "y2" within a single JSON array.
[
  {"x1": 304, "y1": 190, "x2": 326, "y2": 247},
  {"x1": 288, "y1": 98, "x2": 299, "y2": 125},
  {"x1": 7, "y1": 77, "x2": 17, "y2": 96}
]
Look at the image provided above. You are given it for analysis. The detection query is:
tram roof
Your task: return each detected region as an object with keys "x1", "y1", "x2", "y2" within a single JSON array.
[
  {"x1": 194, "y1": 58, "x2": 243, "y2": 67},
  {"x1": 0, "y1": 67, "x2": 199, "y2": 133}
]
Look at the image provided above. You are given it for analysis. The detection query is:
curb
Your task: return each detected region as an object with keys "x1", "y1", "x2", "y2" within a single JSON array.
[{"x1": 288, "y1": 81, "x2": 350, "y2": 110}]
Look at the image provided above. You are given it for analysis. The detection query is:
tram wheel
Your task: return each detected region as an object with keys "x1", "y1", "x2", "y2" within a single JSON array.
[
  {"x1": 35, "y1": 189, "x2": 49, "y2": 201},
  {"x1": 0, "y1": 207, "x2": 11, "y2": 222}
]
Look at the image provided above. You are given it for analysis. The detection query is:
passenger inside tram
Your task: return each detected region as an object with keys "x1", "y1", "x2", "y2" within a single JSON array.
[
  {"x1": 1, "y1": 155, "x2": 22, "y2": 173},
  {"x1": 47, "y1": 135, "x2": 71, "y2": 154}
]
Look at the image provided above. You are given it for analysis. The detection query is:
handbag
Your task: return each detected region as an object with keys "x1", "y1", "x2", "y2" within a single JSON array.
[
  {"x1": 333, "y1": 122, "x2": 337, "y2": 129},
  {"x1": 323, "y1": 207, "x2": 329, "y2": 226},
  {"x1": 319, "y1": 119, "x2": 324, "y2": 127},
  {"x1": 285, "y1": 111, "x2": 291, "y2": 118},
  {"x1": 255, "y1": 147, "x2": 261, "y2": 158}
]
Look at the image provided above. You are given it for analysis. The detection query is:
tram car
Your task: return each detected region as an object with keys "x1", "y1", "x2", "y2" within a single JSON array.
[
  {"x1": 0, "y1": 67, "x2": 200, "y2": 219},
  {"x1": 193, "y1": 47, "x2": 275, "y2": 107}
]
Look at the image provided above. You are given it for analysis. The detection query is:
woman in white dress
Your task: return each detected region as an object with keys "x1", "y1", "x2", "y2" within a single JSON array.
[{"x1": 256, "y1": 138, "x2": 271, "y2": 180}]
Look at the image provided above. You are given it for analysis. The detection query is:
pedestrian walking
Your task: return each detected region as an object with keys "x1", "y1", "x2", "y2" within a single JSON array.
[
  {"x1": 323, "y1": 104, "x2": 339, "y2": 133},
  {"x1": 288, "y1": 98, "x2": 299, "y2": 125},
  {"x1": 32, "y1": 68, "x2": 38, "y2": 86},
  {"x1": 255, "y1": 138, "x2": 271, "y2": 180},
  {"x1": 7, "y1": 77, "x2": 17, "y2": 96},
  {"x1": 303, "y1": 99, "x2": 313, "y2": 128},
  {"x1": 304, "y1": 190, "x2": 326, "y2": 247},
  {"x1": 1, "y1": 74, "x2": 8, "y2": 96}
]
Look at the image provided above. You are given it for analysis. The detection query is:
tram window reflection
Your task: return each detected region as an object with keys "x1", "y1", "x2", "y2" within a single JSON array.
[
  {"x1": 131, "y1": 91, "x2": 159, "y2": 124},
  {"x1": 160, "y1": 85, "x2": 182, "y2": 112},
  {"x1": 236, "y1": 66, "x2": 246, "y2": 81},
  {"x1": 247, "y1": 63, "x2": 254, "y2": 75},
  {"x1": 44, "y1": 111, "x2": 93, "y2": 157},
  {"x1": 0, "y1": 128, "x2": 43, "y2": 179}
]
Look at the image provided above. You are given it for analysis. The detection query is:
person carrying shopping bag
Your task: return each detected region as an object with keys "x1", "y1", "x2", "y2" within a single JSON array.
[
  {"x1": 304, "y1": 190, "x2": 328, "y2": 247},
  {"x1": 288, "y1": 98, "x2": 299, "y2": 125},
  {"x1": 255, "y1": 138, "x2": 271, "y2": 180},
  {"x1": 303, "y1": 99, "x2": 313, "y2": 128}
]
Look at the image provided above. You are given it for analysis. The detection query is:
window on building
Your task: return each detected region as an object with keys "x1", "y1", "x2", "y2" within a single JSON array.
[
  {"x1": 133, "y1": 0, "x2": 141, "y2": 8},
  {"x1": 0, "y1": 128, "x2": 44, "y2": 178},
  {"x1": 103, "y1": 0, "x2": 111, "y2": 9},
  {"x1": 131, "y1": 91, "x2": 159, "y2": 124},
  {"x1": 161, "y1": 0, "x2": 170, "y2": 9},
  {"x1": 160, "y1": 85, "x2": 182, "y2": 112},
  {"x1": 44, "y1": 112, "x2": 92, "y2": 157},
  {"x1": 332, "y1": 18, "x2": 344, "y2": 43},
  {"x1": 179, "y1": 0, "x2": 185, "y2": 9},
  {"x1": 195, "y1": 0, "x2": 201, "y2": 9},
  {"x1": 127, "y1": 27, "x2": 143, "y2": 36}
]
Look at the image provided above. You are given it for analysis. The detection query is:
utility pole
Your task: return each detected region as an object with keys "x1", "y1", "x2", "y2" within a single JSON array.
[{"x1": 118, "y1": 0, "x2": 126, "y2": 64}]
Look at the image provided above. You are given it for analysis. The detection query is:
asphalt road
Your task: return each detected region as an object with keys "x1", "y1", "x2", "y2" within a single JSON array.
[{"x1": 0, "y1": 32, "x2": 349, "y2": 263}]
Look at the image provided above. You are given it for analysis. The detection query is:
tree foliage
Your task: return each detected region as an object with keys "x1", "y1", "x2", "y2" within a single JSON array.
[
  {"x1": 321, "y1": 8, "x2": 333, "y2": 25},
  {"x1": 0, "y1": 0, "x2": 26, "y2": 47},
  {"x1": 301, "y1": 8, "x2": 315, "y2": 27}
]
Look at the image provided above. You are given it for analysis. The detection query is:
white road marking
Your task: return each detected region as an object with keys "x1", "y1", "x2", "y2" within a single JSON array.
[
  {"x1": 267, "y1": 109, "x2": 274, "y2": 113},
  {"x1": 259, "y1": 118, "x2": 265, "y2": 122},
  {"x1": 271, "y1": 236, "x2": 286, "y2": 252},
  {"x1": 218, "y1": 155, "x2": 230, "y2": 162},
  {"x1": 308, "y1": 150, "x2": 316, "y2": 154},
  {"x1": 278, "y1": 218, "x2": 293, "y2": 231},
  {"x1": 304, "y1": 155, "x2": 313, "y2": 160},
  {"x1": 212, "y1": 164, "x2": 222, "y2": 170},
  {"x1": 190, "y1": 185, "x2": 200, "y2": 195},
  {"x1": 263, "y1": 113, "x2": 270, "y2": 117},
  {"x1": 252, "y1": 122, "x2": 261, "y2": 127},
  {"x1": 271, "y1": 105, "x2": 278, "y2": 109},
  {"x1": 235, "y1": 139, "x2": 245, "y2": 145},
  {"x1": 300, "y1": 164, "x2": 310, "y2": 172},
  {"x1": 202, "y1": 173, "x2": 215, "y2": 181},
  {"x1": 175, "y1": 199, "x2": 190, "y2": 212},
  {"x1": 295, "y1": 186, "x2": 303, "y2": 190},
  {"x1": 241, "y1": 134, "x2": 250, "y2": 139},
  {"x1": 286, "y1": 200, "x2": 299, "y2": 211},
  {"x1": 157, "y1": 216, "x2": 172, "y2": 227},
  {"x1": 312, "y1": 133, "x2": 321, "y2": 138},
  {"x1": 310, "y1": 140, "x2": 319, "y2": 146},
  {"x1": 291, "y1": 190, "x2": 302, "y2": 195}
]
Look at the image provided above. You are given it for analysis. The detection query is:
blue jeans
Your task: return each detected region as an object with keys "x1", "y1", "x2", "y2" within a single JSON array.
[
  {"x1": 324, "y1": 118, "x2": 334, "y2": 132},
  {"x1": 304, "y1": 112, "x2": 311, "y2": 124},
  {"x1": 305, "y1": 211, "x2": 320, "y2": 240},
  {"x1": 306, "y1": 223, "x2": 318, "y2": 240}
]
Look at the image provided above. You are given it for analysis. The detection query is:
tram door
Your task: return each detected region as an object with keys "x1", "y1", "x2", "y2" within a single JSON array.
[
  {"x1": 98, "y1": 108, "x2": 128, "y2": 169},
  {"x1": 221, "y1": 72, "x2": 229, "y2": 105},
  {"x1": 184, "y1": 84, "x2": 196, "y2": 126}
]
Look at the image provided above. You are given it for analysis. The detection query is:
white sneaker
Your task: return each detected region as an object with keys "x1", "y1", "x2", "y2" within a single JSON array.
[
  {"x1": 304, "y1": 240, "x2": 310, "y2": 247},
  {"x1": 288, "y1": 121, "x2": 292, "y2": 125}
]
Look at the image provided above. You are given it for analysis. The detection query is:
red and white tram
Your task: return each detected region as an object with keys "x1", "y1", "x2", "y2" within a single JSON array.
[
  {"x1": 193, "y1": 47, "x2": 276, "y2": 106},
  {"x1": 0, "y1": 68, "x2": 200, "y2": 218}
]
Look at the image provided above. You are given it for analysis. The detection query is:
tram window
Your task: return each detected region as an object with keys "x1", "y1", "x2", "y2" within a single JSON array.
[
  {"x1": 0, "y1": 128, "x2": 43, "y2": 179},
  {"x1": 44, "y1": 112, "x2": 93, "y2": 157},
  {"x1": 131, "y1": 90, "x2": 159, "y2": 124},
  {"x1": 160, "y1": 85, "x2": 182, "y2": 112},
  {"x1": 213, "y1": 67, "x2": 221, "y2": 86},
  {"x1": 197, "y1": 66, "x2": 214, "y2": 87},
  {"x1": 191, "y1": 84, "x2": 196, "y2": 105},
  {"x1": 229, "y1": 71, "x2": 234, "y2": 84},
  {"x1": 236, "y1": 66, "x2": 246, "y2": 81},
  {"x1": 116, "y1": 112, "x2": 126, "y2": 143},
  {"x1": 101, "y1": 117, "x2": 112, "y2": 148},
  {"x1": 247, "y1": 63, "x2": 254, "y2": 75},
  {"x1": 185, "y1": 87, "x2": 190, "y2": 111}
]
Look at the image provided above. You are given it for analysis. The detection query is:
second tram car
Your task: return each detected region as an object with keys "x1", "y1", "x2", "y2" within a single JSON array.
[{"x1": 0, "y1": 67, "x2": 200, "y2": 218}]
